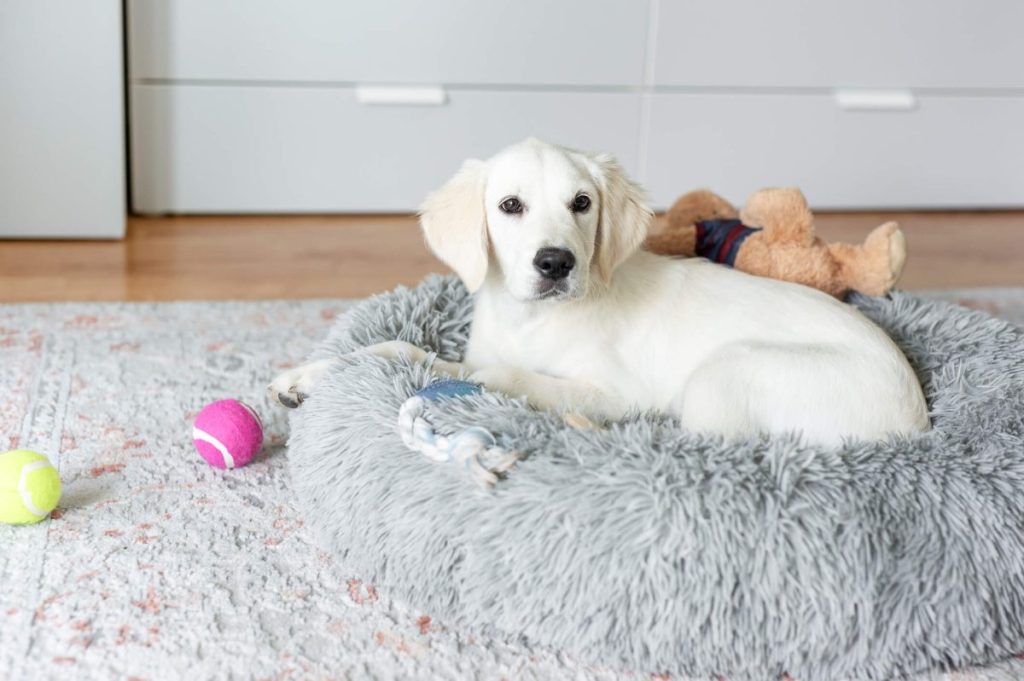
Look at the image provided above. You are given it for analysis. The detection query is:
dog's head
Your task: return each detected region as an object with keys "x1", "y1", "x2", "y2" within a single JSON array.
[{"x1": 419, "y1": 138, "x2": 652, "y2": 302}]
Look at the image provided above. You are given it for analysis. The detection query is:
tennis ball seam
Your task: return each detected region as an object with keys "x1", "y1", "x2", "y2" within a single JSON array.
[
  {"x1": 192, "y1": 426, "x2": 236, "y2": 469},
  {"x1": 238, "y1": 401, "x2": 264, "y2": 430},
  {"x1": 18, "y1": 460, "x2": 51, "y2": 518}
]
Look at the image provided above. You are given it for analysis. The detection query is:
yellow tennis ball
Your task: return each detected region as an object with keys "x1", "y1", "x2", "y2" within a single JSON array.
[{"x1": 0, "y1": 450, "x2": 62, "y2": 525}]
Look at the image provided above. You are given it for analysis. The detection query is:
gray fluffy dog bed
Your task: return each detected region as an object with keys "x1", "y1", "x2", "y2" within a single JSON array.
[{"x1": 288, "y1": 275, "x2": 1024, "y2": 681}]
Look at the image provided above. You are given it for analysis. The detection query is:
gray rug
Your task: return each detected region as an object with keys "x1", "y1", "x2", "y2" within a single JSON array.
[
  {"x1": 1, "y1": 289, "x2": 1023, "y2": 680},
  {"x1": 288, "y1": 278, "x2": 1024, "y2": 681}
]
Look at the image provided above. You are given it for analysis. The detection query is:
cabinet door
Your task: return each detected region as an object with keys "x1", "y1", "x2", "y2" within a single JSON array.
[
  {"x1": 644, "y1": 93, "x2": 1024, "y2": 209},
  {"x1": 131, "y1": 85, "x2": 642, "y2": 213},
  {"x1": 129, "y1": 0, "x2": 649, "y2": 87},
  {"x1": 654, "y1": 0, "x2": 1024, "y2": 89},
  {"x1": 0, "y1": 1, "x2": 125, "y2": 238}
]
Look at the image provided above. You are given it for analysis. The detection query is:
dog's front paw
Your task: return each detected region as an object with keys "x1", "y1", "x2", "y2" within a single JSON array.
[
  {"x1": 268, "y1": 368, "x2": 309, "y2": 408},
  {"x1": 469, "y1": 366, "x2": 525, "y2": 398},
  {"x1": 562, "y1": 412, "x2": 605, "y2": 431},
  {"x1": 268, "y1": 359, "x2": 336, "y2": 409},
  {"x1": 359, "y1": 340, "x2": 430, "y2": 363}
]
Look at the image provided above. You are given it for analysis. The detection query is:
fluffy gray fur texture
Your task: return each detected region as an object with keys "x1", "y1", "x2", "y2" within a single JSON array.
[{"x1": 288, "y1": 274, "x2": 1024, "y2": 681}]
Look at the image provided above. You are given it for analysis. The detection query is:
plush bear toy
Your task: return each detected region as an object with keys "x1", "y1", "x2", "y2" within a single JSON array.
[{"x1": 643, "y1": 187, "x2": 907, "y2": 298}]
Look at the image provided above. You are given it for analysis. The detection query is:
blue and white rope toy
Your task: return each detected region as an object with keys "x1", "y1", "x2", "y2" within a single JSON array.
[{"x1": 398, "y1": 379, "x2": 520, "y2": 488}]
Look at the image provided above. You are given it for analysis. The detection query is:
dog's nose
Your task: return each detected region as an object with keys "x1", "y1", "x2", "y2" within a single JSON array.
[{"x1": 533, "y1": 248, "x2": 576, "y2": 280}]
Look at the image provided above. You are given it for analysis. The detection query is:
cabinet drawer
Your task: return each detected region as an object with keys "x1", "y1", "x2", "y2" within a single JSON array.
[
  {"x1": 131, "y1": 85, "x2": 641, "y2": 213},
  {"x1": 129, "y1": 0, "x2": 648, "y2": 87},
  {"x1": 644, "y1": 93, "x2": 1024, "y2": 209},
  {"x1": 654, "y1": 0, "x2": 1024, "y2": 88}
]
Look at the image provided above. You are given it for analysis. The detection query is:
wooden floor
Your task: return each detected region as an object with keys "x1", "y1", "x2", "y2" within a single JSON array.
[{"x1": 1, "y1": 211, "x2": 1022, "y2": 302}]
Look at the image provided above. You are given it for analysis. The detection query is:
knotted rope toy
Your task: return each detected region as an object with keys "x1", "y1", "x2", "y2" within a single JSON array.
[{"x1": 398, "y1": 379, "x2": 520, "y2": 488}]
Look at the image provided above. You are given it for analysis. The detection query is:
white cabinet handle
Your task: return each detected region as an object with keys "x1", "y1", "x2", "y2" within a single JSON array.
[
  {"x1": 355, "y1": 85, "x2": 447, "y2": 106},
  {"x1": 834, "y1": 89, "x2": 916, "y2": 111}
]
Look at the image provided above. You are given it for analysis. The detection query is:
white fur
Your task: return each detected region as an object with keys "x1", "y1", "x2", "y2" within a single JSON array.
[{"x1": 272, "y1": 139, "x2": 930, "y2": 445}]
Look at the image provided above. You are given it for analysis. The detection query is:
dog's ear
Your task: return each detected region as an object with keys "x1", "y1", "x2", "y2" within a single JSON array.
[
  {"x1": 419, "y1": 159, "x2": 489, "y2": 292},
  {"x1": 592, "y1": 153, "x2": 653, "y2": 283}
]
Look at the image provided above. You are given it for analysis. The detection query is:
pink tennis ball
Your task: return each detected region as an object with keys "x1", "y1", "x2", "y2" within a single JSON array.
[{"x1": 192, "y1": 399, "x2": 264, "y2": 469}]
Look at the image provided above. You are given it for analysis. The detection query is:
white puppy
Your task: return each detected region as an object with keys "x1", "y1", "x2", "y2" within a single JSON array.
[{"x1": 272, "y1": 139, "x2": 930, "y2": 445}]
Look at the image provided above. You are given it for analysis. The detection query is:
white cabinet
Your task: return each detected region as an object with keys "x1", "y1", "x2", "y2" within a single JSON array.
[
  {"x1": 128, "y1": 0, "x2": 650, "y2": 213},
  {"x1": 0, "y1": 1, "x2": 125, "y2": 238},
  {"x1": 130, "y1": 0, "x2": 648, "y2": 87},
  {"x1": 131, "y1": 86, "x2": 642, "y2": 213},
  {"x1": 653, "y1": 0, "x2": 1024, "y2": 89},
  {"x1": 128, "y1": 0, "x2": 1024, "y2": 212},
  {"x1": 645, "y1": 93, "x2": 1024, "y2": 209}
]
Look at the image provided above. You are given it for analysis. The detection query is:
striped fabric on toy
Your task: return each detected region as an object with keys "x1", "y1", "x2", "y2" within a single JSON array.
[{"x1": 694, "y1": 219, "x2": 762, "y2": 266}]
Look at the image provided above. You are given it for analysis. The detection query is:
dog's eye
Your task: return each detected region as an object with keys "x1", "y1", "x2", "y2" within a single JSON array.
[
  {"x1": 571, "y1": 194, "x2": 591, "y2": 213},
  {"x1": 499, "y1": 197, "x2": 523, "y2": 214}
]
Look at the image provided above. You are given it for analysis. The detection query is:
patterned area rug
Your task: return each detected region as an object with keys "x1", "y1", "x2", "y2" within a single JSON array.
[{"x1": 1, "y1": 290, "x2": 1023, "y2": 681}]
